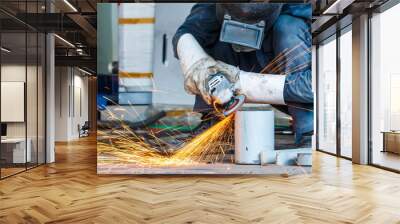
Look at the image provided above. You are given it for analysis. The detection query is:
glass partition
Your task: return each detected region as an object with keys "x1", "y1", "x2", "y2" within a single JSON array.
[
  {"x1": 38, "y1": 32, "x2": 45, "y2": 165},
  {"x1": 1, "y1": 30, "x2": 28, "y2": 177},
  {"x1": 339, "y1": 28, "x2": 352, "y2": 158},
  {"x1": 370, "y1": 3, "x2": 400, "y2": 171},
  {"x1": 317, "y1": 36, "x2": 337, "y2": 154},
  {"x1": 0, "y1": 1, "x2": 46, "y2": 179},
  {"x1": 27, "y1": 31, "x2": 38, "y2": 169}
]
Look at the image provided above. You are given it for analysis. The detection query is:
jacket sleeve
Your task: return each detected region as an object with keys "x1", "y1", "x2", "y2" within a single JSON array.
[
  {"x1": 281, "y1": 4, "x2": 312, "y2": 20},
  {"x1": 283, "y1": 69, "x2": 314, "y2": 104},
  {"x1": 172, "y1": 3, "x2": 221, "y2": 59}
]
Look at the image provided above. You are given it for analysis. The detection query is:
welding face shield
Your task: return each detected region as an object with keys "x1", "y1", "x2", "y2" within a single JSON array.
[{"x1": 216, "y1": 4, "x2": 283, "y2": 52}]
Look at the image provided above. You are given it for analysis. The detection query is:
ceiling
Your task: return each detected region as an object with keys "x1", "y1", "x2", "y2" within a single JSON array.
[
  {"x1": 0, "y1": 0, "x2": 394, "y2": 73},
  {"x1": 0, "y1": 0, "x2": 99, "y2": 72},
  {"x1": 312, "y1": 0, "x2": 391, "y2": 43}
]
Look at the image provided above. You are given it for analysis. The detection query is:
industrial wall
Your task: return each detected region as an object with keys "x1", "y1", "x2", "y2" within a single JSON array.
[
  {"x1": 118, "y1": 3, "x2": 154, "y2": 105},
  {"x1": 152, "y1": 3, "x2": 195, "y2": 106},
  {"x1": 117, "y1": 3, "x2": 195, "y2": 107}
]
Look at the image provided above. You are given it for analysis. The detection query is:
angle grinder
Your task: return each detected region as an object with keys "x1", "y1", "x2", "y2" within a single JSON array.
[{"x1": 206, "y1": 72, "x2": 245, "y2": 116}]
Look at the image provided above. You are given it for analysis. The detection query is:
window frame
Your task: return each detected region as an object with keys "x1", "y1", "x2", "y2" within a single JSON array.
[
  {"x1": 367, "y1": 0, "x2": 400, "y2": 173},
  {"x1": 315, "y1": 23, "x2": 353, "y2": 160}
]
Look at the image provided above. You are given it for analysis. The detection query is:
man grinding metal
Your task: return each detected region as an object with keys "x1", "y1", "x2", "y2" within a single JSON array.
[{"x1": 173, "y1": 3, "x2": 313, "y2": 146}]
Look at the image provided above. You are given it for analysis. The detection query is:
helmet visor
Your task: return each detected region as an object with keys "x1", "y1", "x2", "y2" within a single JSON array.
[{"x1": 219, "y1": 18, "x2": 264, "y2": 50}]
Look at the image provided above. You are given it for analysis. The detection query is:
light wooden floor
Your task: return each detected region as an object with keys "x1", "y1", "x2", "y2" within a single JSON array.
[
  {"x1": 1, "y1": 136, "x2": 400, "y2": 224},
  {"x1": 373, "y1": 151, "x2": 400, "y2": 171}
]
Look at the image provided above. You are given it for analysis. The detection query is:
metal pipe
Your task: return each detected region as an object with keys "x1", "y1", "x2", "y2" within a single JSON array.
[{"x1": 235, "y1": 108, "x2": 275, "y2": 164}]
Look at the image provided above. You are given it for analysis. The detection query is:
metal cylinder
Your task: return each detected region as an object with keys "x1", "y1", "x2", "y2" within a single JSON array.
[{"x1": 235, "y1": 108, "x2": 275, "y2": 164}]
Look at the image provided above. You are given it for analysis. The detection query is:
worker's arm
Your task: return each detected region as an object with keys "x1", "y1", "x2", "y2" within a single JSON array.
[
  {"x1": 176, "y1": 34, "x2": 239, "y2": 105},
  {"x1": 217, "y1": 61, "x2": 313, "y2": 105},
  {"x1": 235, "y1": 71, "x2": 287, "y2": 105},
  {"x1": 172, "y1": 3, "x2": 221, "y2": 59},
  {"x1": 268, "y1": 5, "x2": 313, "y2": 104},
  {"x1": 283, "y1": 70, "x2": 313, "y2": 104},
  {"x1": 172, "y1": 4, "x2": 225, "y2": 104}
]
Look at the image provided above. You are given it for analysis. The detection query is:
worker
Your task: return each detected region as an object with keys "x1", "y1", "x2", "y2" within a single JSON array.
[{"x1": 173, "y1": 3, "x2": 313, "y2": 146}]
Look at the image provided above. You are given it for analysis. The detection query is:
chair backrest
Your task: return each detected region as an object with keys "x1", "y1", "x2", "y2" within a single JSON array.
[{"x1": 82, "y1": 121, "x2": 90, "y2": 129}]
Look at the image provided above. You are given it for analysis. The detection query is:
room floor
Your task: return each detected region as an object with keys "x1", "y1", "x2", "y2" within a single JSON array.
[
  {"x1": 372, "y1": 150, "x2": 400, "y2": 171},
  {"x1": 0, "y1": 136, "x2": 400, "y2": 223}
]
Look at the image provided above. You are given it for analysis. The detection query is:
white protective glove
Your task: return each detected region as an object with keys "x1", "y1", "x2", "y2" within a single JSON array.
[
  {"x1": 216, "y1": 61, "x2": 287, "y2": 105},
  {"x1": 177, "y1": 34, "x2": 239, "y2": 104}
]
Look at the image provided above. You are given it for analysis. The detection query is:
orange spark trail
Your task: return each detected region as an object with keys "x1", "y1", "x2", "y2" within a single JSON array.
[{"x1": 98, "y1": 114, "x2": 234, "y2": 167}]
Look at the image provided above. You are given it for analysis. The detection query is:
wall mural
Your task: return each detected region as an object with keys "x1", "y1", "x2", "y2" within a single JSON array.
[{"x1": 97, "y1": 3, "x2": 314, "y2": 175}]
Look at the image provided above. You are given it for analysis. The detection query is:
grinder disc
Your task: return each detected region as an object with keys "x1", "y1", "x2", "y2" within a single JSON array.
[{"x1": 223, "y1": 95, "x2": 245, "y2": 116}]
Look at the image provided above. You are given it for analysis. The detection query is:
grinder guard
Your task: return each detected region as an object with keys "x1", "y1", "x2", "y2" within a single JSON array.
[{"x1": 206, "y1": 72, "x2": 245, "y2": 116}]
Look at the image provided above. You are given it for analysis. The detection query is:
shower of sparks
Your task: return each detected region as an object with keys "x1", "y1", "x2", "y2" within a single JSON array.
[
  {"x1": 98, "y1": 41, "x2": 311, "y2": 167},
  {"x1": 98, "y1": 113, "x2": 234, "y2": 167},
  {"x1": 261, "y1": 42, "x2": 311, "y2": 75}
]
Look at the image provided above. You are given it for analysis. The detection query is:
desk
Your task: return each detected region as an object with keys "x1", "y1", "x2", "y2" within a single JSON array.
[
  {"x1": 382, "y1": 131, "x2": 400, "y2": 154},
  {"x1": 1, "y1": 138, "x2": 31, "y2": 163}
]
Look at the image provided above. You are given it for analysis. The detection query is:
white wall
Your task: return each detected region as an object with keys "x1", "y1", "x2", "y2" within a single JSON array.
[
  {"x1": 1, "y1": 63, "x2": 46, "y2": 164},
  {"x1": 1, "y1": 65, "x2": 35, "y2": 138},
  {"x1": 55, "y1": 67, "x2": 68, "y2": 141},
  {"x1": 54, "y1": 67, "x2": 89, "y2": 141},
  {"x1": 72, "y1": 73, "x2": 89, "y2": 138}
]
